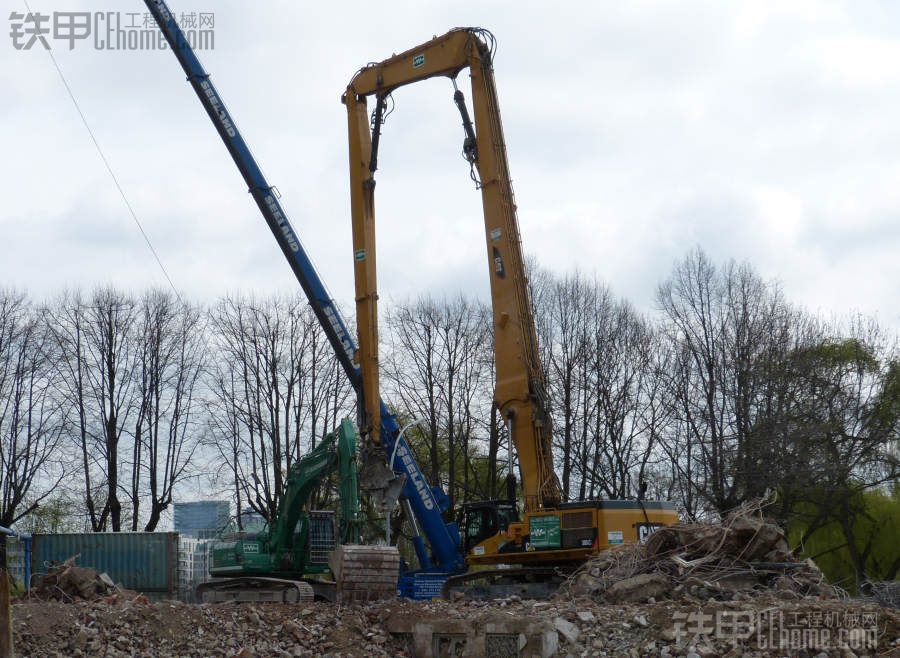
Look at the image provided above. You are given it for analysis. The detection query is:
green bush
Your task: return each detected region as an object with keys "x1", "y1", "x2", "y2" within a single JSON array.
[{"x1": 789, "y1": 488, "x2": 899, "y2": 592}]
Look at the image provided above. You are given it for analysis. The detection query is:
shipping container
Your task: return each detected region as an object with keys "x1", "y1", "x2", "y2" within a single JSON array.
[{"x1": 32, "y1": 532, "x2": 178, "y2": 598}]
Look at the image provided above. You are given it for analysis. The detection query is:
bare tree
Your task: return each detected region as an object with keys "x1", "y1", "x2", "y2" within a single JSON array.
[
  {"x1": 46, "y1": 288, "x2": 139, "y2": 531},
  {"x1": 383, "y1": 295, "x2": 494, "y2": 510},
  {"x1": 205, "y1": 366, "x2": 249, "y2": 529},
  {"x1": 132, "y1": 290, "x2": 205, "y2": 531},
  {"x1": 650, "y1": 247, "x2": 899, "y2": 530},
  {"x1": 0, "y1": 290, "x2": 68, "y2": 533},
  {"x1": 384, "y1": 298, "x2": 445, "y2": 486},
  {"x1": 206, "y1": 294, "x2": 352, "y2": 521},
  {"x1": 531, "y1": 269, "x2": 670, "y2": 503},
  {"x1": 654, "y1": 250, "x2": 794, "y2": 515},
  {"x1": 582, "y1": 297, "x2": 665, "y2": 499},
  {"x1": 537, "y1": 271, "x2": 592, "y2": 501},
  {"x1": 435, "y1": 296, "x2": 492, "y2": 508}
]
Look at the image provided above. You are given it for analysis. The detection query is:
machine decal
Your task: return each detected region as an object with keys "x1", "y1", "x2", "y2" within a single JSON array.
[
  {"x1": 150, "y1": 0, "x2": 172, "y2": 22},
  {"x1": 492, "y1": 247, "x2": 505, "y2": 278},
  {"x1": 393, "y1": 441, "x2": 435, "y2": 510},
  {"x1": 637, "y1": 523, "x2": 665, "y2": 544},
  {"x1": 412, "y1": 54, "x2": 425, "y2": 68},
  {"x1": 199, "y1": 80, "x2": 237, "y2": 138},
  {"x1": 263, "y1": 194, "x2": 300, "y2": 252},
  {"x1": 323, "y1": 304, "x2": 358, "y2": 368},
  {"x1": 607, "y1": 530, "x2": 624, "y2": 545},
  {"x1": 529, "y1": 516, "x2": 561, "y2": 549}
]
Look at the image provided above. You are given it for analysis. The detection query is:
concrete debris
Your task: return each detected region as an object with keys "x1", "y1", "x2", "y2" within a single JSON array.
[
  {"x1": 29, "y1": 555, "x2": 146, "y2": 604},
  {"x1": 562, "y1": 506, "x2": 839, "y2": 604},
  {"x1": 11, "y1": 507, "x2": 899, "y2": 657},
  {"x1": 604, "y1": 573, "x2": 672, "y2": 604},
  {"x1": 552, "y1": 616, "x2": 580, "y2": 644},
  {"x1": 329, "y1": 544, "x2": 401, "y2": 604},
  {"x1": 12, "y1": 594, "x2": 898, "y2": 657}
]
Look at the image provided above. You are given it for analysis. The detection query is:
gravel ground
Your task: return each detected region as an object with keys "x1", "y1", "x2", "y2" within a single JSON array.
[{"x1": 12, "y1": 594, "x2": 899, "y2": 657}]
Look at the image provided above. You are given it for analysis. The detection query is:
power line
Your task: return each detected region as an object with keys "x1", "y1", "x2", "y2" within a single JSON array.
[{"x1": 24, "y1": 0, "x2": 182, "y2": 301}]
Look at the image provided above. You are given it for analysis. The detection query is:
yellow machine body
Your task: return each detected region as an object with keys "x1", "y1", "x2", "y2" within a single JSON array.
[{"x1": 462, "y1": 500, "x2": 678, "y2": 567}]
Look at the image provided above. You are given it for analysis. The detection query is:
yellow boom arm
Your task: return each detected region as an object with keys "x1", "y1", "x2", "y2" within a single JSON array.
[{"x1": 343, "y1": 28, "x2": 562, "y2": 511}]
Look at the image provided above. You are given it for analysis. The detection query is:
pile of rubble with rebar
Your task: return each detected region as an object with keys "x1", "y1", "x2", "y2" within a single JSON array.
[{"x1": 561, "y1": 500, "x2": 838, "y2": 605}]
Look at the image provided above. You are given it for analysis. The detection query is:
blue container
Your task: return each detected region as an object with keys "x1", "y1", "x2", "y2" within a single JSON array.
[{"x1": 31, "y1": 532, "x2": 178, "y2": 596}]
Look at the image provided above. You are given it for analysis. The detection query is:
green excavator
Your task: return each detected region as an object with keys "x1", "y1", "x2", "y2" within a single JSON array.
[{"x1": 196, "y1": 419, "x2": 400, "y2": 603}]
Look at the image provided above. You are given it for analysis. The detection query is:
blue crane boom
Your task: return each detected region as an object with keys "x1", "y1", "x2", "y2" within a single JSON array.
[{"x1": 142, "y1": 0, "x2": 464, "y2": 585}]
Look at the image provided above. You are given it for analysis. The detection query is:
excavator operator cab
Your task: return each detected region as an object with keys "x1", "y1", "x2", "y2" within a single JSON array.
[{"x1": 460, "y1": 501, "x2": 519, "y2": 554}]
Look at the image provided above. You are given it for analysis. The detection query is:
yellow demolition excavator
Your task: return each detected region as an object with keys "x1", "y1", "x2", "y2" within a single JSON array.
[{"x1": 343, "y1": 28, "x2": 677, "y2": 598}]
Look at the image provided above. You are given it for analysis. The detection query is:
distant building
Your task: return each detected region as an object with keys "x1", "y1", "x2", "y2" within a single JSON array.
[
  {"x1": 177, "y1": 536, "x2": 213, "y2": 602},
  {"x1": 173, "y1": 500, "x2": 230, "y2": 539},
  {"x1": 236, "y1": 510, "x2": 267, "y2": 533}
]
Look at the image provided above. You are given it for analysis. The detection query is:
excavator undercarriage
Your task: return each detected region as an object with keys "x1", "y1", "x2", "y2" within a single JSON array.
[{"x1": 196, "y1": 544, "x2": 401, "y2": 603}]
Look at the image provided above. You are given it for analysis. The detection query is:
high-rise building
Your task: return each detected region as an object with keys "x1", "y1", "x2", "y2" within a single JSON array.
[
  {"x1": 173, "y1": 500, "x2": 230, "y2": 539},
  {"x1": 236, "y1": 509, "x2": 267, "y2": 533}
]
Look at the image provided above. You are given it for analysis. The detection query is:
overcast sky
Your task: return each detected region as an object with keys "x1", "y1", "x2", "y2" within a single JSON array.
[{"x1": 2, "y1": 0, "x2": 898, "y2": 332}]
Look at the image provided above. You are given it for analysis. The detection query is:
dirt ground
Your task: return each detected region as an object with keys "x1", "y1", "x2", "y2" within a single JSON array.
[{"x1": 12, "y1": 595, "x2": 899, "y2": 657}]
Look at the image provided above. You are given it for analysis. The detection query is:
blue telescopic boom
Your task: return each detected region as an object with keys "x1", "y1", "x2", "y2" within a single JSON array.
[{"x1": 143, "y1": 0, "x2": 463, "y2": 575}]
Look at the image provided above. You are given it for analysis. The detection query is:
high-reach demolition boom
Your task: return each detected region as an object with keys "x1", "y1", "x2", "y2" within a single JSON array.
[{"x1": 344, "y1": 28, "x2": 678, "y2": 598}]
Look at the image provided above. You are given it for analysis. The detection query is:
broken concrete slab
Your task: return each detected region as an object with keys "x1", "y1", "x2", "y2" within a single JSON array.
[
  {"x1": 552, "y1": 616, "x2": 579, "y2": 644},
  {"x1": 605, "y1": 574, "x2": 672, "y2": 604}
]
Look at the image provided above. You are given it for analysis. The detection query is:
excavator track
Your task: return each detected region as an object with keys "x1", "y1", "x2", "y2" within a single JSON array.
[
  {"x1": 329, "y1": 545, "x2": 401, "y2": 603},
  {"x1": 196, "y1": 577, "x2": 316, "y2": 604}
]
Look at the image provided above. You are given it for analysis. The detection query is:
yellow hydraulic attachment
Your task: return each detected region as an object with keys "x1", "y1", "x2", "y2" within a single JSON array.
[{"x1": 343, "y1": 29, "x2": 676, "y2": 592}]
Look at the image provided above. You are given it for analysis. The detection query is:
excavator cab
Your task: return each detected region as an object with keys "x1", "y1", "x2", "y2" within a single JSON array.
[{"x1": 460, "y1": 501, "x2": 519, "y2": 555}]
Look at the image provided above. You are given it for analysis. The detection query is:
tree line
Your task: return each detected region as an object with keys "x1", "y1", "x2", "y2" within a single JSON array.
[{"x1": 0, "y1": 248, "x2": 896, "y2": 585}]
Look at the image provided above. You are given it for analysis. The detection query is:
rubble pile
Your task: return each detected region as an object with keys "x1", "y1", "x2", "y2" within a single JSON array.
[
  {"x1": 13, "y1": 599, "x2": 409, "y2": 658},
  {"x1": 12, "y1": 595, "x2": 898, "y2": 657},
  {"x1": 399, "y1": 595, "x2": 898, "y2": 658},
  {"x1": 565, "y1": 507, "x2": 838, "y2": 604},
  {"x1": 29, "y1": 556, "x2": 145, "y2": 604},
  {"x1": 13, "y1": 509, "x2": 898, "y2": 657}
]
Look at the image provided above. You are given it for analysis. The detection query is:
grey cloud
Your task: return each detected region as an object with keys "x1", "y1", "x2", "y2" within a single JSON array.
[{"x1": 0, "y1": 0, "x2": 897, "y2": 331}]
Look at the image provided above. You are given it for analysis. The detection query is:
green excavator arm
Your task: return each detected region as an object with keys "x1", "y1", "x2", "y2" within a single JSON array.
[
  {"x1": 336, "y1": 418, "x2": 363, "y2": 544},
  {"x1": 265, "y1": 418, "x2": 361, "y2": 570},
  {"x1": 209, "y1": 418, "x2": 361, "y2": 579}
]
